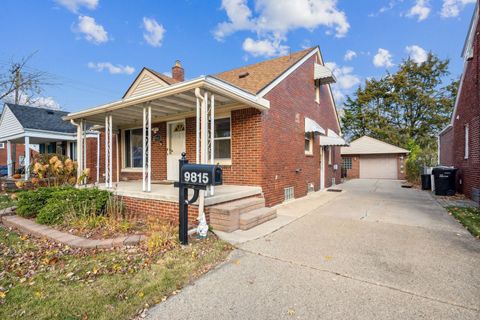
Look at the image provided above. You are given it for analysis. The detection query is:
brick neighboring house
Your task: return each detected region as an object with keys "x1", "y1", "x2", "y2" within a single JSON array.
[
  {"x1": 439, "y1": 3, "x2": 480, "y2": 201},
  {"x1": 0, "y1": 143, "x2": 25, "y2": 170},
  {"x1": 341, "y1": 136, "x2": 408, "y2": 180},
  {"x1": 65, "y1": 46, "x2": 346, "y2": 230}
]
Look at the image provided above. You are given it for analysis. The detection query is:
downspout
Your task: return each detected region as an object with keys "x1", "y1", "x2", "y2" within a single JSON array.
[{"x1": 194, "y1": 88, "x2": 208, "y2": 238}]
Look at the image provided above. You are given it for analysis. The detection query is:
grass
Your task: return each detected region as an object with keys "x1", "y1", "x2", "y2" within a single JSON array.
[
  {"x1": 0, "y1": 226, "x2": 233, "y2": 319},
  {"x1": 447, "y1": 206, "x2": 480, "y2": 238}
]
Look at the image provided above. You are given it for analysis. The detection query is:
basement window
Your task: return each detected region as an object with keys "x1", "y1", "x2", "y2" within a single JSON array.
[
  {"x1": 284, "y1": 187, "x2": 294, "y2": 202},
  {"x1": 307, "y1": 182, "x2": 314, "y2": 193}
]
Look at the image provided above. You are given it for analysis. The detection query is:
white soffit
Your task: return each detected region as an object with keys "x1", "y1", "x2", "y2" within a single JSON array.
[
  {"x1": 305, "y1": 117, "x2": 325, "y2": 135},
  {"x1": 314, "y1": 63, "x2": 336, "y2": 85}
]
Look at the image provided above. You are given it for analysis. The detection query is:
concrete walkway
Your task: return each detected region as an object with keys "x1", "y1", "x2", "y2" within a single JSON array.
[{"x1": 147, "y1": 179, "x2": 480, "y2": 320}]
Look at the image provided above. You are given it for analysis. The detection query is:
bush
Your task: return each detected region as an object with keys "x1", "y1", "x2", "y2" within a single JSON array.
[
  {"x1": 16, "y1": 186, "x2": 112, "y2": 225},
  {"x1": 16, "y1": 187, "x2": 64, "y2": 218}
]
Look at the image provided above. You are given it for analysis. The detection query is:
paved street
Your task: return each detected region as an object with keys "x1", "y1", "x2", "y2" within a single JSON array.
[{"x1": 147, "y1": 180, "x2": 480, "y2": 320}]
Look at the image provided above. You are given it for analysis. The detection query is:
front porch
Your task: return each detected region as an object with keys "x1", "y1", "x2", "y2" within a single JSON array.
[{"x1": 98, "y1": 181, "x2": 262, "y2": 206}]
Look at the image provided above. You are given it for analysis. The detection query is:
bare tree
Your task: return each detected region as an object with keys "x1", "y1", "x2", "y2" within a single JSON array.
[{"x1": 0, "y1": 52, "x2": 56, "y2": 105}]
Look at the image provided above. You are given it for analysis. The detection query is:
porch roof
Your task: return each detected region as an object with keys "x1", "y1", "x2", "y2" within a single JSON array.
[{"x1": 64, "y1": 76, "x2": 270, "y2": 127}]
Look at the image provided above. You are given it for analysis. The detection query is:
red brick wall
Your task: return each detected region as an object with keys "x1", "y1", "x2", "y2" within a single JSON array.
[
  {"x1": 0, "y1": 144, "x2": 25, "y2": 168},
  {"x1": 86, "y1": 132, "x2": 118, "y2": 183},
  {"x1": 261, "y1": 54, "x2": 342, "y2": 206},
  {"x1": 439, "y1": 127, "x2": 454, "y2": 166},
  {"x1": 450, "y1": 12, "x2": 480, "y2": 199}
]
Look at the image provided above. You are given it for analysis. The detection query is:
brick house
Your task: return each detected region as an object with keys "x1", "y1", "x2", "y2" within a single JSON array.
[
  {"x1": 341, "y1": 136, "x2": 408, "y2": 180},
  {"x1": 65, "y1": 46, "x2": 346, "y2": 231},
  {"x1": 439, "y1": 3, "x2": 479, "y2": 201}
]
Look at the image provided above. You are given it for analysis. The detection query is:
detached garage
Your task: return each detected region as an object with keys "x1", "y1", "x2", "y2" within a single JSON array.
[{"x1": 341, "y1": 136, "x2": 408, "y2": 180}]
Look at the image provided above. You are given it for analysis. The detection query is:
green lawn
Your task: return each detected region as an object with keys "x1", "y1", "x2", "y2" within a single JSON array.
[
  {"x1": 0, "y1": 226, "x2": 232, "y2": 319},
  {"x1": 447, "y1": 206, "x2": 480, "y2": 238},
  {"x1": 0, "y1": 194, "x2": 15, "y2": 210}
]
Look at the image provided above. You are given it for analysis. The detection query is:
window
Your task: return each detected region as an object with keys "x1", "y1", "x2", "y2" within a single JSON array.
[
  {"x1": 328, "y1": 146, "x2": 332, "y2": 165},
  {"x1": 0, "y1": 143, "x2": 4, "y2": 149},
  {"x1": 284, "y1": 187, "x2": 294, "y2": 201},
  {"x1": 464, "y1": 124, "x2": 469, "y2": 159},
  {"x1": 305, "y1": 132, "x2": 313, "y2": 155},
  {"x1": 342, "y1": 157, "x2": 352, "y2": 170},
  {"x1": 214, "y1": 117, "x2": 231, "y2": 160},
  {"x1": 315, "y1": 80, "x2": 320, "y2": 103},
  {"x1": 69, "y1": 142, "x2": 77, "y2": 160},
  {"x1": 124, "y1": 128, "x2": 144, "y2": 168}
]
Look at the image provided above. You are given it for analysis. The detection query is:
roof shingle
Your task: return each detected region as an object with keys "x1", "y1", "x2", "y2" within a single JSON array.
[{"x1": 5, "y1": 103, "x2": 76, "y2": 133}]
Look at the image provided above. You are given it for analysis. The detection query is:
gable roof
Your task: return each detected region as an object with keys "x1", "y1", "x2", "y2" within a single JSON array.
[
  {"x1": 5, "y1": 103, "x2": 76, "y2": 133},
  {"x1": 122, "y1": 67, "x2": 179, "y2": 98},
  {"x1": 341, "y1": 136, "x2": 409, "y2": 155},
  {"x1": 213, "y1": 47, "x2": 314, "y2": 95}
]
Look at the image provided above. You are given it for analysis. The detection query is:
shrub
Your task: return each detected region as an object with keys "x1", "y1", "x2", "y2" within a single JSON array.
[{"x1": 16, "y1": 187, "x2": 64, "y2": 218}]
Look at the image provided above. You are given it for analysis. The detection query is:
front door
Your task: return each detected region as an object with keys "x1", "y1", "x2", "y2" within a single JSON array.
[{"x1": 167, "y1": 120, "x2": 186, "y2": 181}]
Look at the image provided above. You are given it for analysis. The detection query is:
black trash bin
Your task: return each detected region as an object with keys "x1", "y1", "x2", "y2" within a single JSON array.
[
  {"x1": 431, "y1": 166, "x2": 457, "y2": 196},
  {"x1": 421, "y1": 174, "x2": 431, "y2": 190}
]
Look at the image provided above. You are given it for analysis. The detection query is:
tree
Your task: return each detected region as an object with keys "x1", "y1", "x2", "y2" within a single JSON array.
[
  {"x1": 342, "y1": 53, "x2": 458, "y2": 166},
  {"x1": 0, "y1": 52, "x2": 55, "y2": 106}
]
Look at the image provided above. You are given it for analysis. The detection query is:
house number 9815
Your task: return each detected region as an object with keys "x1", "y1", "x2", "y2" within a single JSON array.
[{"x1": 183, "y1": 172, "x2": 209, "y2": 184}]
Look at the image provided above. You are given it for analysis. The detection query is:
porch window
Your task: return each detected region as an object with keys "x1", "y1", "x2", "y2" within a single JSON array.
[
  {"x1": 69, "y1": 142, "x2": 77, "y2": 160},
  {"x1": 0, "y1": 143, "x2": 4, "y2": 149},
  {"x1": 214, "y1": 117, "x2": 231, "y2": 160},
  {"x1": 124, "y1": 128, "x2": 143, "y2": 168},
  {"x1": 305, "y1": 132, "x2": 313, "y2": 155}
]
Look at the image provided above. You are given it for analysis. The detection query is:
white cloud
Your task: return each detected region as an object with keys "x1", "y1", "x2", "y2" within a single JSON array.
[
  {"x1": 407, "y1": 0, "x2": 431, "y2": 21},
  {"x1": 325, "y1": 61, "x2": 361, "y2": 103},
  {"x1": 373, "y1": 48, "x2": 394, "y2": 68},
  {"x1": 344, "y1": 50, "x2": 357, "y2": 61},
  {"x1": 242, "y1": 37, "x2": 289, "y2": 57},
  {"x1": 215, "y1": 0, "x2": 349, "y2": 57},
  {"x1": 441, "y1": 0, "x2": 476, "y2": 18},
  {"x1": 76, "y1": 15, "x2": 109, "y2": 44},
  {"x1": 142, "y1": 17, "x2": 165, "y2": 47},
  {"x1": 2, "y1": 91, "x2": 61, "y2": 110},
  {"x1": 405, "y1": 45, "x2": 428, "y2": 63},
  {"x1": 55, "y1": 0, "x2": 98, "y2": 13},
  {"x1": 87, "y1": 62, "x2": 135, "y2": 75}
]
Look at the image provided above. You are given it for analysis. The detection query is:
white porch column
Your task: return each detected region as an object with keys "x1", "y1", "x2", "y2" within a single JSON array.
[
  {"x1": 142, "y1": 104, "x2": 152, "y2": 192},
  {"x1": 105, "y1": 114, "x2": 110, "y2": 188},
  {"x1": 6, "y1": 141, "x2": 12, "y2": 178},
  {"x1": 24, "y1": 136, "x2": 30, "y2": 180},
  {"x1": 109, "y1": 114, "x2": 113, "y2": 188},
  {"x1": 82, "y1": 121, "x2": 87, "y2": 170},
  {"x1": 76, "y1": 120, "x2": 84, "y2": 184},
  {"x1": 96, "y1": 132, "x2": 100, "y2": 184},
  {"x1": 210, "y1": 94, "x2": 215, "y2": 196},
  {"x1": 196, "y1": 95, "x2": 200, "y2": 164}
]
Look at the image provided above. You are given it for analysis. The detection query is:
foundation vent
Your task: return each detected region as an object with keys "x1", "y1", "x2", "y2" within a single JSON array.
[{"x1": 284, "y1": 187, "x2": 294, "y2": 202}]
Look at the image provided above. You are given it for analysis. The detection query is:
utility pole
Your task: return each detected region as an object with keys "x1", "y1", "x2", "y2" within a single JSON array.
[{"x1": 12, "y1": 65, "x2": 21, "y2": 104}]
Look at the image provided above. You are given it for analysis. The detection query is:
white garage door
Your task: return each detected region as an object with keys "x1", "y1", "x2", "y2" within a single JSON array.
[{"x1": 360, "y1": 155, "x2": 397, "y2": 179}]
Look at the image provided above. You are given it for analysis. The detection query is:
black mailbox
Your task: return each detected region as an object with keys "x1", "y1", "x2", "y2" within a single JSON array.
[{"x1": 180, "y1": 164, "x2": 223, "y2": 187}]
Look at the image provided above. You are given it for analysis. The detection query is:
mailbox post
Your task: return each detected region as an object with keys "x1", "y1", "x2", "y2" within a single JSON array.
[{"x1": 174, "y1": 152, "x2": 222, "y2": 245}]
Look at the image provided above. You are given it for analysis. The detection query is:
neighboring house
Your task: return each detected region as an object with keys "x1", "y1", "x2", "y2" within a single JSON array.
[
  {"x1": 341, "y1": 136, "x2": 408, "y2": 180},
  {"x1": 0, "y1": 103, "x2": 78, "y2": 179},
  {"x1": 64, "y1": 46, "x2": 346, "y2": 229},
  {"x1": 439, "y1": 3, "x2": 480, "y2": 200}
]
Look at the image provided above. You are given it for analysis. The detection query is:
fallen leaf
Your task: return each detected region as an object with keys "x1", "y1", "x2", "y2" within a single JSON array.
[
  {"x1": 0, "y1": 291, "x2": 6, "y2": 299},
  {"x1": 287, "y1": 308, "x2": 295, "y2": 315},
  {"x1": 232, "y1": 259, "x2": 241, "y2": 265},
  {"x1": 138, "y1": 291, "x2": 144, "y2": 298},
  {"x1": 324, "y1": 255, "x2": 333, "y2": 261}
]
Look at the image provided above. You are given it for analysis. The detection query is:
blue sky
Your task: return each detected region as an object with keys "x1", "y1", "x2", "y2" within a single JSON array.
[{"x1": 0, "y1": 0, "x2": 476, "y2": 112}]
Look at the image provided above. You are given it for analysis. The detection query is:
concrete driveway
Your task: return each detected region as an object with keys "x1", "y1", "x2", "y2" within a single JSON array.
[{"x1": 147, "y1": 179, "x2": 480, "y2": 319}]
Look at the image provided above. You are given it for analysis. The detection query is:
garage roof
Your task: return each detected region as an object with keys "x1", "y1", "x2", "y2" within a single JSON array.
[{"x1": 341, "y1": 136, "x2": 409, "y2": 155}]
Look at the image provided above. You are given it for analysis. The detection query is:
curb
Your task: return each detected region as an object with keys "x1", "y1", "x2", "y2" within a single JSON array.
[{"x1": 1, "y1": 215, "x2": 146, "y2": 249}]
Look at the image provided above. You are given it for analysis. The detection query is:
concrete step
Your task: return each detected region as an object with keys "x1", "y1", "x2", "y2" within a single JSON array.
[
  {"x1": 208, "y1": 197, "x2": 265, "y2": 216},
  {"x1": 208, "y1": 197, "x2": 266, "y2": 232},
  {"x1": 239, "y1": 207, "x2": 277, "y2": 231}
]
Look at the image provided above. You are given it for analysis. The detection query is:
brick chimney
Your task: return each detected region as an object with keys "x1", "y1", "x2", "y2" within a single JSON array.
[{"x1": 172, "y1": 60, "x2": 184, "y2": 82}]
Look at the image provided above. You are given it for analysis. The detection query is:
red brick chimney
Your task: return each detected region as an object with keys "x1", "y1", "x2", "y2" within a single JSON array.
[{"x1": 172, "y1": 60, "x2": 184, "y2": 82}]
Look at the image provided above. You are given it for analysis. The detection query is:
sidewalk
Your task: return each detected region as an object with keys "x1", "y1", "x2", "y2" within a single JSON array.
[{"x1": 214, "y1": 188, "x2": 345, "y2": 244}]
